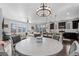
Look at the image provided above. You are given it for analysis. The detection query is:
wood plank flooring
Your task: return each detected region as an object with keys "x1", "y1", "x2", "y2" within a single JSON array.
[{"x1": 56, "y1": 40, "x2": 72, "y2": 56}]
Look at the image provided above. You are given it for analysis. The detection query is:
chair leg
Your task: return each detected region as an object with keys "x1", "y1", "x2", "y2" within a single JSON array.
[{"x1": 12, "y1": 47, "x2": 16, "y2": 56}]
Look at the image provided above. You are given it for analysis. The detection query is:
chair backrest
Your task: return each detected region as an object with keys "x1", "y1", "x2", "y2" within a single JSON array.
[
  {"x1": 2, "y1": 31, "x2": 10, "y2": 41},
  {"x1": 3, "y1": 40, "x2": 12, "y2": 56},
  {"x1": 53, "y1": 34, "x2": 60, "y2": 41},
  {"x1": 69, "y1": 41, "x2": 79, "y2": 55},
  {"x1": 12, "y1": 35, "x2": 21, "y2": 44},
  {"x1": 53, "y1": 33, "x2": 63, "y2": 43},
  {"x1": 0, "y1": 44, "x2": 8, "y2": 56},
  {"x1": 0, "y1": 40, "x2": 12, "y2": 56}
]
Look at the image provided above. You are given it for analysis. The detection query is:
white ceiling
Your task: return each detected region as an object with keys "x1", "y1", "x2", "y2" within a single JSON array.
[{"x1": 0, "y1": 3, "x2": 79, "y2": 23}]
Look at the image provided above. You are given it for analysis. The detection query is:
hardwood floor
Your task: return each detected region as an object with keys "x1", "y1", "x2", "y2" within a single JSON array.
[{"x1": 56, "y1": 40, "x2": 72, "y2": 56}]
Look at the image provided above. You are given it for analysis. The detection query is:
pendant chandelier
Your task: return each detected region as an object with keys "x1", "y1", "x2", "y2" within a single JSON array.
[{"x1": 36, "y1": 3, "x2": 52, "y2": 17}]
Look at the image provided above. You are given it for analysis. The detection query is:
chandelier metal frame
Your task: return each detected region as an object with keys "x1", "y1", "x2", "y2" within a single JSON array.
[{"x1": 36, "y1": 3, "x2": 52, "y2": 17}]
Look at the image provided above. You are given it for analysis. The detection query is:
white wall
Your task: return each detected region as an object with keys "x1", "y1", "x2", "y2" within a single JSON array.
[
  {"x1": 44, "y1": 17, "x2": 79, "y2": 33},
  {"x1": 4, "y1": 18, "x2": 11, "y2": 35},
  {"x1": 3, "y1": 17, "x2": 79, "y2": 36},
  {"x1": 4, "y1": 18, "x2": 27, "y2": 35},
  {"x1": 0, "y1": 8, "x2": 3, "y2": 40}
]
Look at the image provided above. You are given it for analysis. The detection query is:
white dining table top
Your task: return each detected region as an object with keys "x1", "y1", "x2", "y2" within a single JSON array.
[{"x1": 15, "y1": 37, "x2": 63, "y2": 56}]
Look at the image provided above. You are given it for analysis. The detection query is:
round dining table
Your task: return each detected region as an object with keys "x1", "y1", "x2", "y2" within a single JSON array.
[{"x1": 15, "y1": 37, "x2": 63, "y2": 56}]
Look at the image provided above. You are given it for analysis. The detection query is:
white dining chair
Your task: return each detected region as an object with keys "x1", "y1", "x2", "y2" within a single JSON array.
[
  {"x1": 3, "y1": 39, "x2": 12, "y2": 56},
  {"x1": 0, "y1": 44, "x2": 8, "y2": 56},
  {"x1": 69, "y1": 41, "x2": 79, "y2": 56},
  {"x1": 0, "y1": 35, "x2": 12, "y2": 56},
  {"x1": 53, "y1": 33, "x2": 63, "y2": 43},
  {"x1": 10, "y1": 35, "x2": 22, "y2": 56}
]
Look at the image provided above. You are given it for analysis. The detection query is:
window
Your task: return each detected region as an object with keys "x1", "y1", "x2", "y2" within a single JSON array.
[
  {"x1": 18, "y1": 23, "x2": 27, "y2": 32},
  {"x1": 58, "y1": 22, "x2": 66, "y2": 29},
  {"x1": 36, "y1": 24, "x2": 45, "y2": 32},
  {"x1": 72, "y1": 20, "x2": 79, "y2": 29},
  {"x1": 11, "y1": 22, "x2": 17, "y2": 33},
  {"x1": 11, "y1": 21, "x2": 27, "y2": 34},
  {"x1": 50, "y1": 23, "x2": 54, "y2": 29}
]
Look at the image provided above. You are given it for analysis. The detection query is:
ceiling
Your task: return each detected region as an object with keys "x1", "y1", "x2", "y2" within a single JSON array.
[{"x1": 0, "y1": 3, "x2": 79, "y2": 23}]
